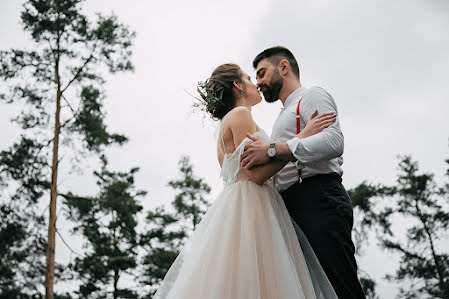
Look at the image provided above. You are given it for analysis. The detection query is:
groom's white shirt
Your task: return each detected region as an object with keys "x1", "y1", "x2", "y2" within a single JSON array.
[{"x1": 271, "y1": 86, "x2": 344, "y2": 192}]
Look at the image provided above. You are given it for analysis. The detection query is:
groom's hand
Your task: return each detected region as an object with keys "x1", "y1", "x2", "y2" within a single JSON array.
[{"x1": 241, "y1": 133, "x2": 270, "y2": 169}]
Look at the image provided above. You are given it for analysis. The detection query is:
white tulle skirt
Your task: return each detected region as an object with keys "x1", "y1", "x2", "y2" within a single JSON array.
[{"x1": 154, "y1": 179, "x2": 338, "y2": 299}]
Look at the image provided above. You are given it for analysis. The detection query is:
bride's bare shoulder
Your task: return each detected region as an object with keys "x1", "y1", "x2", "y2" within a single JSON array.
[
  {"x1": 223, "y1": 106, "x2": 257, "y2": 135},
  {"x1": 224, "y1": 106, "x2": 253, "y2": 123}
]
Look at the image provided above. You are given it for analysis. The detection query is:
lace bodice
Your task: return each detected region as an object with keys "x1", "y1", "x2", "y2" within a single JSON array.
[{"x1": 219, "y1": 129, "x2": 271, "y2": 185}]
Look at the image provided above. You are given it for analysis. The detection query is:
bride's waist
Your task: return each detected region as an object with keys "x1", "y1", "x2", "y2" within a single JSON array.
[
  {"x1": 236, "y1": 171, "x2": 250, "y2": 181},
  {"x1": 232, "y1": 172, "x2": 275, "y2": 187}
]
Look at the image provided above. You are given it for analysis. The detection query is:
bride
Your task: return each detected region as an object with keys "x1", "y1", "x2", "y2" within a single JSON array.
[{"x1": 154, "y1": 63, "x2": 338, "y2": 299}]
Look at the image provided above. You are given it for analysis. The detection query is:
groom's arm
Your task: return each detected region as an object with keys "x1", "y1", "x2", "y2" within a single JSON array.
[
  {"x1": 285, "y1": 87, "x2": 344, "y2": 167},
  {"x1": 242, "y1": 87, "x2": 343, "y2": 169}
]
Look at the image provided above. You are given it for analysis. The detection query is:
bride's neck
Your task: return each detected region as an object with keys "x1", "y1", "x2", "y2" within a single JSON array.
[{"x1": 234, "y1": 98, "x2": 251, "y2": 110}]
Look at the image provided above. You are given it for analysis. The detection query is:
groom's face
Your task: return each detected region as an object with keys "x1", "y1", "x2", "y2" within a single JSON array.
[{"x1": 255, "y1": 59, "x2": 283, "y2": 103}]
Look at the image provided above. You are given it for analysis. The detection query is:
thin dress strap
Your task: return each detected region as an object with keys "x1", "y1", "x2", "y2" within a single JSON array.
[{"x1": 221, "y1": 120, "x2": 227, "y2": 155}]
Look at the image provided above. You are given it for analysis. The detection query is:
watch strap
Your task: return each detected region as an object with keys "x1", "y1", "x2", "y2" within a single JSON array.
[{"x1": 268, "y1": 143, "x2": 276, "y2": 160}]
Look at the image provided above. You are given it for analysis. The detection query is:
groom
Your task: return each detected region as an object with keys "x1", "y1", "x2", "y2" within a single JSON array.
[{"x1": 241, "y1": 46, "x2": 366, "y2": 299}]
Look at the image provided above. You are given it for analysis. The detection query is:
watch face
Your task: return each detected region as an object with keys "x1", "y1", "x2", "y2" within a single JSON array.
[{"x1": 268, "y1": 147, "x2": 276, "y2": 157}]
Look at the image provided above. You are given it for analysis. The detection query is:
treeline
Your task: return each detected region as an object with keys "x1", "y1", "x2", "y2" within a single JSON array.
[
  {"x1": 349, "y1": 155, "x2": 449, "y2": 299},
  {"x1": 2, "y1": 148, "x2": 448, "y2": 299},
  {"x1": 1, "y1": 153, "x2": 210, "y2": 298}
]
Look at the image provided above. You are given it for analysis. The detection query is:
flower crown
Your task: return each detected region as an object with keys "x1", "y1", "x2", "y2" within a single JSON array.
[{"x1": 195, "y1": 79, "x2": 225, "y2": 117}]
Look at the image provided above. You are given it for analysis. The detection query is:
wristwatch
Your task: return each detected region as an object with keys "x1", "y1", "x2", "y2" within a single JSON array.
[{"x1": 267, "y1": 143, "x2": 276, "y2": 160}]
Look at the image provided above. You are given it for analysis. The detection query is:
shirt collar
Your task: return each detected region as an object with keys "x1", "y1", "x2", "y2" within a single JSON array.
[{"x1": 283, "y1": 86, "x2": 307, "y2": 108}]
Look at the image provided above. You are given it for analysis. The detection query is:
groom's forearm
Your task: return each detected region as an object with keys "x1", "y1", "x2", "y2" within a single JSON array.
[
  {"x1": 274, "y1": 129, "x2": 344, "y2": 165},
  {"x1": 275, "y1": 142, "x2": 297, "y2": 162},
  {"x1": 286, "y1": 128, "x2": 344, "y2": 165}
]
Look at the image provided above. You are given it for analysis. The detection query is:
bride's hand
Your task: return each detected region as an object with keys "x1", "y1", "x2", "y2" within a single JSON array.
[{"x1": 298, "y1": 110, "x2": 336, "y2": 138}]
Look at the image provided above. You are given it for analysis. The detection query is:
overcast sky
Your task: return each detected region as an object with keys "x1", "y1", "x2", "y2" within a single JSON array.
[{"x1": 1, "y1": 0, "x2": 448, "y2": 297}]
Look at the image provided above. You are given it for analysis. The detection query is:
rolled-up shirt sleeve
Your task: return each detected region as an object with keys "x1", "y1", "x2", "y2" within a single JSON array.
[{"x1": 286, "y1": 87, "x2": 344, "y2": 167}]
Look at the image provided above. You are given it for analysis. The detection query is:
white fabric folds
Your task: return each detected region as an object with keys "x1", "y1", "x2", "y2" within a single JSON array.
[{"x1": 154, "y1": 130, "x2": 338, "y2": 299}]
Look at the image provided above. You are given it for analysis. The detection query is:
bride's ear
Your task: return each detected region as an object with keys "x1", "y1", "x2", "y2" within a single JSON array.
[{"x1": 233, "y1": 80, "x2": 244, "y2": 93}]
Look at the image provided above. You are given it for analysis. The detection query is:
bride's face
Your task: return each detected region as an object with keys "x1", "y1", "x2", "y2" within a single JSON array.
[{"x1": 241, "y1": 72, "x2": 262, "y2": 106}]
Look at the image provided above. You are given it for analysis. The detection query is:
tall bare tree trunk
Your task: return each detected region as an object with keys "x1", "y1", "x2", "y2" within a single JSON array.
[
  {"x1": 113, "y1": 223, "x2": 119, "y2": 299},
  {"x1": 45, "y1": 57, "x2": 61, "y2": 299}
]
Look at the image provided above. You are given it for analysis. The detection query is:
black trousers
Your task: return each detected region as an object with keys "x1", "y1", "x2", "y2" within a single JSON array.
[{"x1": 281, "y1": 174, "x2": 366, "y2": 299}]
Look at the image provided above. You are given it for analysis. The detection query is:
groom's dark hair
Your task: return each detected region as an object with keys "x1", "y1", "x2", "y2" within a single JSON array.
[{"x1": 253, "y1": 46, "x2": 300, "y2": 79}]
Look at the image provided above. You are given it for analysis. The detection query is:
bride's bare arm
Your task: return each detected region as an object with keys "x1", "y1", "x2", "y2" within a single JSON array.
[
  {"x1": 224, "y1": 107, "x2": 275, "y2": 184},
  {"x1": 227, "y1": 107, "x2": 258, "y2": 148},
  {"x1": 244, "y1": 160, "x2": 288, "y2": 185}
]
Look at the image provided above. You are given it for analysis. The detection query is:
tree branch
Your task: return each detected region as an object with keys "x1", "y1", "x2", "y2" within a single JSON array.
[
  {"x1": 58, "y1": 192, "x2": 104, "y2": 202},
  {"x1": 61, "y1": 94, "x2": 77, "y2": 114},
  {"x1": 56, "y1": 228, "x2": 81, "y2": 256},
  {"x1": 414, "y1": 198, "x2": 445, "y2": 291},
  {"x1": 60, "y1": 117, "x2": 74, "y2": 129},
  {"x1": 61, "y1": 44, "x2": 97, "y2": 94},
  {"x1": 382, "y1": 239, "x2": 425, "y2": 261},
  {"x1": 60, "y1": 95, "x2": 77, "y2": 129}
]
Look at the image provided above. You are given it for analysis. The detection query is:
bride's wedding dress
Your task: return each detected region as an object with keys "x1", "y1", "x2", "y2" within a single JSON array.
[{"x1": 154, "y1": 129, "x2": 338, "y2": 299}]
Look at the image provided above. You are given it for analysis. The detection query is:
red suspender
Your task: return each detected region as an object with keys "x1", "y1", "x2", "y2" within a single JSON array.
[
  {"x1": 296, "y1": 99, "x2": 302, "y2": 134},
  {"x1": 296, "y1": 99, "x2": 303, "y2": 183}
]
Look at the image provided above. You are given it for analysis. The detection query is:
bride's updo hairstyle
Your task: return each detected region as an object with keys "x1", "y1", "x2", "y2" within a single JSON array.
[{"x1": 197, "y1": 63, "x2": 244, "y2": 120}]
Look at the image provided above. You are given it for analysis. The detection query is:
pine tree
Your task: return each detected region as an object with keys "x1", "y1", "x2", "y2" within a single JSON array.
[
  {"x1": 0, "y1": 1, "x2": 135, "y2": 297},
  {"x1": 139, "y1": 206, "x2": 186, "y2": 298},
  {"x1": 0, "y1": 133, "x2": 63, "y2": 298},
  {"x1": 0, "y1": 201, "x2": 46, "y2": 298},
  {"x1": 64, "y1": 156, "x2": 145, "y2": 298},
  {"x1": 349, "y1": 155, "x2": 449, "y2": 298},
  {"x1": 168, "y1": 156, "x2": 211, "y2": 231},
  {"x1": 349, "y1": 181, "x2": 380, "y2": 299},
  {"x1": 140, "y1": 156, "x2": 210, "y2": 298}
]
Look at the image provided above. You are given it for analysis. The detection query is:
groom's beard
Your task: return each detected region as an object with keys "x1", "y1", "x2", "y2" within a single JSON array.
[{"x1": 261, "y1": 70, "x2": 283, "y2": 103}]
